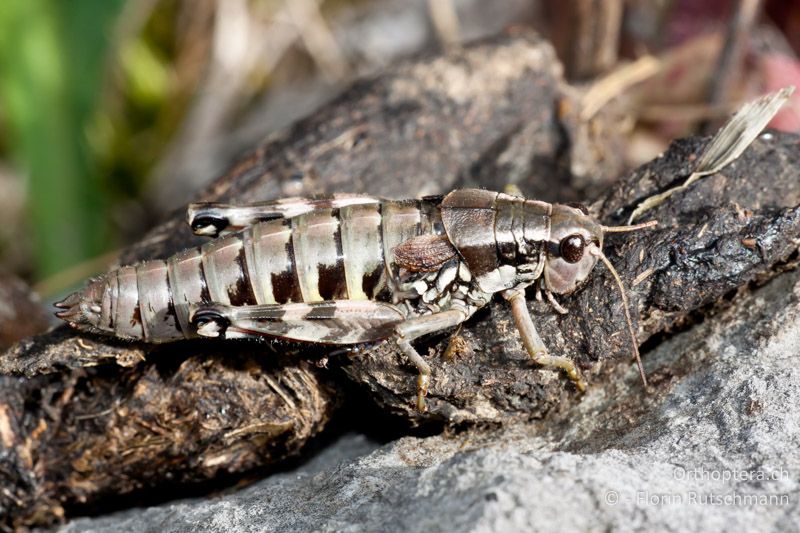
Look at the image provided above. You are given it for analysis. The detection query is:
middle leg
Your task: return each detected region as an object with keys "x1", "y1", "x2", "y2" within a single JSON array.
[{"x1": 393, "y1": 308, "x2": 469, "y2": 412}]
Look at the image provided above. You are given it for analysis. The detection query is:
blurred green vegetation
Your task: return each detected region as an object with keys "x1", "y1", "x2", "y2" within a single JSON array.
[
  {"x1": 0, "y1": 0, "x2": 126, "y2": 279},
  {"x1": 0, "y1": 0, "x2": 204, "y2": 284},
  {"x1": 0, "y1": 0, "x2": 339, "y2": 287}
]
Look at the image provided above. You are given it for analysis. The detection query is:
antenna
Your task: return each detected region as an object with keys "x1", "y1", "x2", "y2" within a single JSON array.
[
  {"x1": 590, "y1": 247, "x2": 648, "y2": 388},
  {"x1": 601, "y1": 220, "x2": 658, "y2": 233}
]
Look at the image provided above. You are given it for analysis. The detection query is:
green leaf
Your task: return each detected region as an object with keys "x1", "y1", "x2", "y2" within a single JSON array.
[{"x1": 0, "y1": 0, "x2": 127, "y2": 278}]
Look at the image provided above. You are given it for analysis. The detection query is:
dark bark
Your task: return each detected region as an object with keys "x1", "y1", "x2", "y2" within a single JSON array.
[
  {"x1": 120, "y1": 31, "x2": 603, "y2": 266},
  {"x1": 0, "y1": 347, "x2": 334, "y2": 528}
]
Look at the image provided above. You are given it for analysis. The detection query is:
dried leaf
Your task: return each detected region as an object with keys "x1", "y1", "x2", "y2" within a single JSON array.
[{"x1": 628, "y1": 86, "x2": 795, "y2": 222}]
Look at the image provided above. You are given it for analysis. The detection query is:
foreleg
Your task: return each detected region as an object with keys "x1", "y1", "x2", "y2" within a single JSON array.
[{"x1": 502, "y1": 289, "x2": 587, "y2": 391}]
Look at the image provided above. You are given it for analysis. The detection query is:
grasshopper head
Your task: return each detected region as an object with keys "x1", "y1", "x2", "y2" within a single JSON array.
[
  {"x1": 543, "y1": 205, "x2": 658, "y2": 387},
  {"x1": 543, "y1": 204, "x2": 604, "y2": 295}
]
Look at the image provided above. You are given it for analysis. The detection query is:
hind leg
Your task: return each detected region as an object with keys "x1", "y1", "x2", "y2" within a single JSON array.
[
  {"x1": 188, "y1": 301, "x2": 467, "y2": 411},
  {"x1": 187, "y1": 194, "x2": 380, "y2": 237}
]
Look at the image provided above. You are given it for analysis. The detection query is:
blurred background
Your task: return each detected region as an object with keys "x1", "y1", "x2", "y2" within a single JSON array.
[{"x1": 0, "y1": 0, "x2": 798, "y2": 296}]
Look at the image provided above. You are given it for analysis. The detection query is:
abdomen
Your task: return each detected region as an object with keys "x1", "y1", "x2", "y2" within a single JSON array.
[{"x1": 79, "y1": 198, "x2": 443, "y2": 343}]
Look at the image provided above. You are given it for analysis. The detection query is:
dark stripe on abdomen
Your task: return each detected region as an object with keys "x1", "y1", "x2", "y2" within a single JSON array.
[
  {"x1": 317, "y1": 208, "x2": 347, "y2": 300},
  {"x1": 229, "y1": 246, "x2": 258, "y2": 305},
  {"x1": 273, "y1": 225, "x2": 303, "y2": 304},
  {"x1": 292, "y1": 209, "x2": 346, "y2": 302},
  {"x1": 196, "y1": 248, "x2": 213, "y2": 304},
  {"x1": 163, "y1": 267, "x2": 182, "y2": 334},
  {"x1": 167, "y1": 247, "x2": 208, "y2": 336},
  {"x1": 247, "y1": 219, "x2": 299, "y2": 304},
  {"x1": 201, "y1": 234, "x2": 253, "y2": 306}
]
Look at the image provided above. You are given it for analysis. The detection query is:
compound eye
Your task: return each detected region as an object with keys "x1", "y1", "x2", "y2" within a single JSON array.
[{"x1": 559, "y1": 234, "x2": 585, "y2": 263}]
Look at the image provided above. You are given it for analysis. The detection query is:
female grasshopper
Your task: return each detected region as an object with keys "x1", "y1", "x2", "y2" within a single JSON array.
[{"x1": 56, "y1": 189, "x2": 655, "y2": 411}]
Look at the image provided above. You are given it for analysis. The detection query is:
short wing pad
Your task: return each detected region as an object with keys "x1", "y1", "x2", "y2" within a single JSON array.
[{"x1": 393, "y1": 234, "x2": 458, "y2": 272}]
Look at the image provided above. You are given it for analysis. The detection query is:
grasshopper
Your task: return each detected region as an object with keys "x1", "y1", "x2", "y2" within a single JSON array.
[{"x1": 57, "y1": 190, "x2": 655, "y2": 411}]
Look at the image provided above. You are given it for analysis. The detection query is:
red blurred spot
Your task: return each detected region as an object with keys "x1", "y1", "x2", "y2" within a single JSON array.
[{"x1": 759, "y1": 54, "x2": 800, "y2": 132}]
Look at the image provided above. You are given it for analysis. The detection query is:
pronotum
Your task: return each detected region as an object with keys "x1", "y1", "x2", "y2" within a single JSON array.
[{"x1": 56, "y1": 189, "x2": 656, "y2": 411}]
